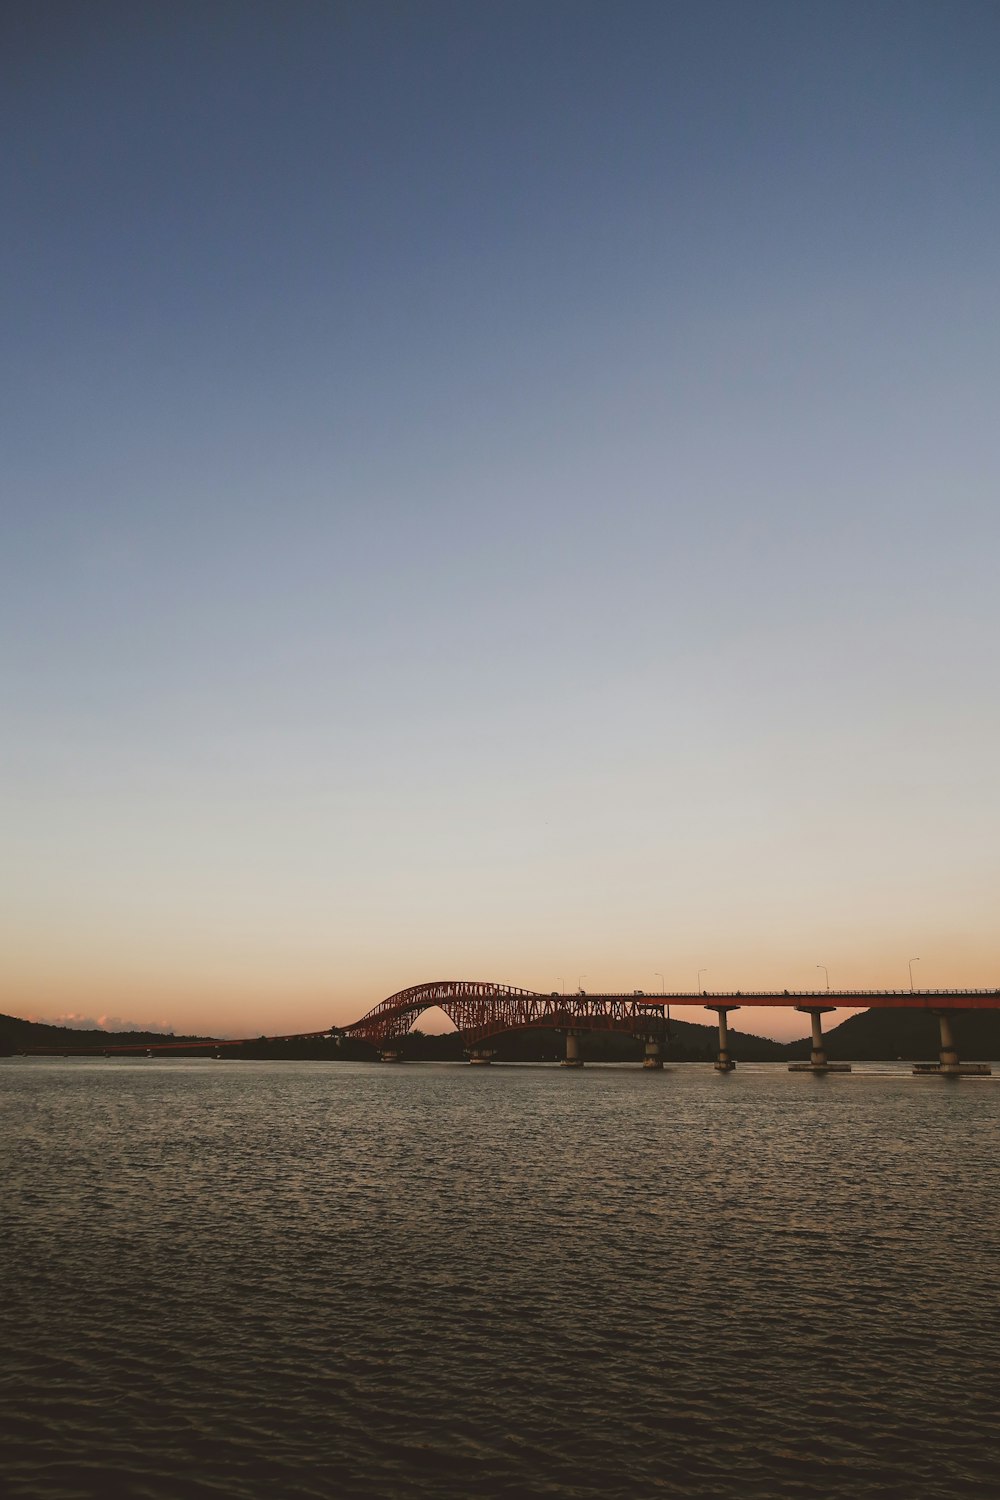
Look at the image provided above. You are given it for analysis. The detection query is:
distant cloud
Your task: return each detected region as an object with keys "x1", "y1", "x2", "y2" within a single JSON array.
[{"x1": 44, "y1": 1012, "x2": 175, "y2": 1034}]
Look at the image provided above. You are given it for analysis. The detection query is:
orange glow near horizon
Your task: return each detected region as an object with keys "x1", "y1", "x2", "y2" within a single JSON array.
[{"x1": 6, "y1": 932, "x2": 999, "y2": 1045}]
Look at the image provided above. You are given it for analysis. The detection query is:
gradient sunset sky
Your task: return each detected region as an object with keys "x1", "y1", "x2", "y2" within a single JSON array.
[{"x1": 4, "y1": 1, "x2": 999, "y2": 1043}]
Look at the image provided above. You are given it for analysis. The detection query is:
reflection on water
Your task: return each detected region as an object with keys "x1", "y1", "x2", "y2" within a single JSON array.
[{"x1": 3, "y1": 1059, "x2": 999, "y2": 1498}]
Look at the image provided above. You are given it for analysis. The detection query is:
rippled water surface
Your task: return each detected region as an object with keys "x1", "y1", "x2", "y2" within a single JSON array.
[{"x1": 4, "y1": 1059, "x2": 999, "y2": 1498}]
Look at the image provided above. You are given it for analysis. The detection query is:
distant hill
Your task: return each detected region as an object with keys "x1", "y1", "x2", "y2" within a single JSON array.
[
  {"x1": 788, "y1": 1006, "x2": 1000, "y2": 1063},
  {"x1": 410, "y1": 1017, "x2": 787, "y2": 1063},
  {"x1": 0, "y1": 1010, "x2": 785, "y2": 1061},
  {"x1": 0, "y1": 1013, "x2": 212, "y2": 1055}
]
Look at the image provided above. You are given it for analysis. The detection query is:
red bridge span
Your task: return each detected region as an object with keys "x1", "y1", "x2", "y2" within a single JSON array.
[
  {"x1": 326, "y1": 980, "x2": 997, "y2": 1075},
  {"x1": 335, "y1": 980, "x2": 1000, "y2": 1043}
]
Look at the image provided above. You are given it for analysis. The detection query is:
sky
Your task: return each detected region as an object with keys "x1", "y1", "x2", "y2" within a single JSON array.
[{"x1": 3, "y1": 1, "x2": 999, "y2": 1043}]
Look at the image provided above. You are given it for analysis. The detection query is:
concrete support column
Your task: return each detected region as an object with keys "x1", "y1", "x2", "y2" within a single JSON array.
[
  {"x1": 789, "y1": 1006, "x2": 850, "y2": 1072},
  {"x1": 642, "y1": 1037, "x2": 663, "y2": 1070},
  {"x1": 560, "y1": 1031, "x2": 584, "y2": 1068},
  {"x1": 913, "y1": 1011, "x2": 990, "y2": 1075},
  {"x1": 937, "y1": 1011, "x2": 959, "y2": 1073},
  {"x1": 809, "y1": 1009, "x2": 826, "y2": 1067},
  {"x1": 706, "y1": 1005, "x2": 739, "y2": 1071}
]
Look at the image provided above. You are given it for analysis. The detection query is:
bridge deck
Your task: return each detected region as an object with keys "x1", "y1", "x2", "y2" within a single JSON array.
[{"x1": 549, "y1": 990, "x2": 1000, "y2": 1009}]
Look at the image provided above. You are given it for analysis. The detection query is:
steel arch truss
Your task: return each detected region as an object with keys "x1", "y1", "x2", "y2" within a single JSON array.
[{"x1": 341, "y1": 980, "x2": 668, "y2": 1049}]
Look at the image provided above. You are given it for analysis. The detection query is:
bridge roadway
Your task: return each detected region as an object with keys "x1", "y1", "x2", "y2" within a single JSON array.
[
  {"x1": 335, "y1": 980, "x2": 1000, "y2": 1043},
  {"x1": 331, "y1": 981, "x2": 998, "y2": 1075},
  {"x1": 23, "y1": 981, "x2": 999, "y2": 1075}
]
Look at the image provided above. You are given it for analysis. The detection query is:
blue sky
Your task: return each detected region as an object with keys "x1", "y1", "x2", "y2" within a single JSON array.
[{"x1": 3, "y1": 1, "x2": 999, "y2": 1039}]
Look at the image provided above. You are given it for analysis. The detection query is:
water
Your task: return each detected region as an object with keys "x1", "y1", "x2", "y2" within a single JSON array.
[{"x1": 3, "y1": 1058, "x2": 999, "y2": 1499}]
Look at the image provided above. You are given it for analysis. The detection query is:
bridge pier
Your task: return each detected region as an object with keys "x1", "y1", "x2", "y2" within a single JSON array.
[
  {"x1": 706, "y1": 1004, "x2": 738, "y2": 1071},
  {"x1": 560, "y1": 1031, "x2": 584, "y2": 1068},
  {"x1": 788, "y1": 1007, "x2": 851, "y2": 1072},
  {"x1": 642, "y1": 1036, "x2": 663, "y2": 1069},
  {"x1": 913, "y1": 1011, "x2": 991, "y2": 1076}
]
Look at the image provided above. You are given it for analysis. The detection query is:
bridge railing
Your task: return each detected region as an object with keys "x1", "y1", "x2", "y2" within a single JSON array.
[{"x1": 598, "y1": 988, "x2": 1000, "y2": 999}]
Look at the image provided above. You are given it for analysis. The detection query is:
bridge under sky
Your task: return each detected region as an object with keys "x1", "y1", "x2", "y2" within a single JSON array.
[{"x1": 3, "y1": 4, "x2": 998, "y2": 1045}]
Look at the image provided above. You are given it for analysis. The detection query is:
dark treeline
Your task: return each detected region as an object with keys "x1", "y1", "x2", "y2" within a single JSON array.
[
  {"x1": 0, "y1": 1013, "x2": 210, "y2": 1056},
  {"x1": 0, "y1": 1013, "x2": 783, "y2": 1062},
  {"x1": 3, "y1": 1008, "x2": 999, "y2": 1062}
]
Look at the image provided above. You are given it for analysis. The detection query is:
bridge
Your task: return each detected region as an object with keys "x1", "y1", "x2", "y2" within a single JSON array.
[
  {"x1": 329, "y1": 980, "x2": 997, "y2": 1075},
  {"x1": 25, "y1": 980, "x2": 996, "y2": 1075}
]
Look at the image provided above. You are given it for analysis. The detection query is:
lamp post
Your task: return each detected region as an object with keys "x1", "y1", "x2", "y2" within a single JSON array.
[
  {"x1": 817, "y1": 965, "x2": 829, "y2": 992},
  {"x1": 697, "y1": 968, "x2": 707, "y2": 995},
  {"x1": 556, "y1": 977, "x2": 563, "y2": 996},
  {"x1": 577, "y1": 975, "x2": 586, "y2": 994},
  {"x1": 908, "y1": 957, "x2": 920, "y2": 992},
  {"x1": 655, "y1": 972, "x2": 665, "y2": 994}
]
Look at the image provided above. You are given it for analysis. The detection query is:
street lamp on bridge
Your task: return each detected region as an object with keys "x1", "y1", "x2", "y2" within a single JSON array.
[
  {"x1": 655, "y1": 972, "x2": 665, "y2": 995},
  {"x1": 577, "y1": 975, "x2": 586, "y2": 993},
  {"x1": 817, "y1": 965, "x2": 829, "y2": 991},
  {"x1": 697, "y1": 968, "x2": 707, "y2": 994},
  {"x1": 909, "y1": 957, "x2": 920, "y2": 992}
]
